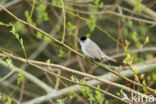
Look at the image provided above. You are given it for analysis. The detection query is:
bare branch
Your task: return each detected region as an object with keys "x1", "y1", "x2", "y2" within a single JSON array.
[
  {"x1": 0, "y1": 60, "x2": 56, "y2": 93},
  {"x1": 23, "y1": 60, "x2": 156, "y2": 104}
]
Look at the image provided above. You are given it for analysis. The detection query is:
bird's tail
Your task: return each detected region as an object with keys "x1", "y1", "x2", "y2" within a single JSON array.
[
  {"x1": 102, "y1": 56, "x2": 128, "y2": 67},
  {"x1": 102, "y1": 56, "x2": 117, "y2": 63},
  {"x1": 107, "y1": 56, "x2": 117, "y2": 62},
  {"x1": 101, "y1": 57, "x2": 119, "y2": 66}
]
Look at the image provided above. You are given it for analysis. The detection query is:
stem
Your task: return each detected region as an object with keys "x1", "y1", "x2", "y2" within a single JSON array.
[{"x1": 61, "y1": 0, "x2": 66, "y2": 43}]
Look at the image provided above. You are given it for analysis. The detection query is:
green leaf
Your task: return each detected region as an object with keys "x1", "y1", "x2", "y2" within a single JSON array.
[
  {"x1": 105, "y1": 100, "x2": 109, "y2": 104},
  {"x1": 86, "y1": 33, "x2": 90, "y2": 38},
  {"x1": 80, "y1": 79, "x2": 86, "y2": 84},
  {"x1": 6, "y1": 97, "x2": 12, "y2": 104},
  {"x1": 24, "y1": 10, "x2": 36, "y2": 26},
  {"x1": 80, "y1": 85, "x2": 87, "y2": 96},
  {"x1": 58, "y1": 49, "x2": 64, "y2": 57},
  {"x1": 44, "y1": 36, "x2": 51, "y2": 43},
  {"x1": 52, "y1": 0, "x2": 62, "y2": 5},
  {"x1": 128, "y1": 20, "x2": 133, "y2": 27},
  {"x1": 88, "y1": 93, "x2": 95, "y2": 101},
  {"x1": 99, "y1": 2, "x2": 104, "y2": 8},
  {"x1": 0, "y1": 21, "x2": 4, "y2": 25},
  {"x1": 36, "y1": 3, "x2": 48, "y2": 24},
  {"x1": 36, "y1": 31, "x2": 43, "y2": 39},
  {"x1": 140, "y1": 74, "x2": 144, "y2": 79},
  {"x1": 123, "y1": 28, "x2": 128, "y2": 37},
  {"x1": 24, "y1": 10, "x2": 30, "y2": 22},
  {"x1": 67, "y1": 22, "x2": 75, "y2": 31},
  {"x1": 87, "y1": 21, "x2": 95, "y2": 32},
  {"x1": 144, "y1": 36, "x2": 149, "y2": 45},
  {"x1": 71, "y1": 75, "x2": 75, "y2": 81},
  {"x1": 121, "y1": 17, "x2": 126, "y2": 23},
  {"x1": 94, "y1": 0, "x2": 100, "y2": 5},
  {"x1": 15, "y1": 22, "x2": 27, "y2": 34},
  {"x1": 58, "y1": 99, "x2": 64, "y2": 104},
  {"x1": 10, "y1": 26, "x2": 16, "y2": 34},
  {"x1": 95, "y1": 90, "x2": 101, "y2": 100},
  {"x1": 135, "y1": 75, "x2": 139, "y2": 82},
  {"x1": 6, "y1": 58, "x2": 13, "y2": 68},
  {"x1": 99, "y1": 98, "x2": 104, "y2": 104},
  {"x1": 46, "y1": 59, "x2": 51, "y2": 64},
  {"x1": 68, "y1": 89, "x2": 74, "y2": 99},
  {"x1": 17, "y1": 69, "x2": 24, "y2": 85},
  {"x1": 152, "y1": 73, "x2": 156, "y2": 79},
  {"x1": 132, "y1": 66, "x2": 138, "y2": 73}
]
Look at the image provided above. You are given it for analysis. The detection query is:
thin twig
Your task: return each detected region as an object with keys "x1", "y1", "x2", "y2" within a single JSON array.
[
  {"x1": 43, "y1": 1, "x2": 156, "y2": 25},
  {"x1": 0, "y1": 52, "x2": 151, "y2": 97},
  {"x1": 0, "y1": 60, "x2": 56, "y2": 93},
  {"x1": 0, "y1": 4, "x2": 155, "y2": 94},
  {"x1": 0, "y1": 70, "x2": 14, "y2": 82},
  {"x1": 28, "y1": 63, "x2": 128, "y2": 103},
  {"x1": 22, "y1": 59, "x2": 156, "y2": 104},
  {"x1": 61, "y1": 0, "x2": 66, "y2": 43}
]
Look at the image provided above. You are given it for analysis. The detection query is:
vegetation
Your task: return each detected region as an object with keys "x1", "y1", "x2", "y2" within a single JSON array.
[{"x1": 0, "y1": 0, "x2": 156, "y2": 104}]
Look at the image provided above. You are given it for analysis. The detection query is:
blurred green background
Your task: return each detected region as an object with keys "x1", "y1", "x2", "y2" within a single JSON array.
[{"x1": 0, "y1": 0, "x2": 156, "y2": 104}]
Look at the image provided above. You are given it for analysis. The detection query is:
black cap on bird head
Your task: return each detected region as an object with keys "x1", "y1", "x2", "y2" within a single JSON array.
[{"x1": 80, "y1": 36, "x2": 87, "y2": 42}]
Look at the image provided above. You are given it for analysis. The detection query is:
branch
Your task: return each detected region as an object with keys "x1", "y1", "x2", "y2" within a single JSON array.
[
  {"x1": 0, "y1": 92, "x2": 19, "y2": 103},
  {"x1": 30, "y1": 63, "x2": 127, "y2": 103},
  {"x1": 0, "y1": 0, "x2": 22, "y2": 11},
  {"x1": 124, "y1": 0, "x2": 156, "y2": 19},
  {"x1": 111, "y1": 47, "x2": 156, "y2": 58},
  {"x1": 0, "y1": 60, "x2": 55, "y2": 93},
  {"x1": 0, "y1": 4, "x2": 83, "y2": 57},
  {"x1": 43, "y1": 1, "x2": 156, "y2": 25},
  {"x1": 23, "y1": 60, "x2": 156, "y2": 104},
  {"x1": 0, "y1": 80, "x2": 39, "y2": 98},
  {"x1": 0, "y1": 4, "x2": 155, "y2": 94},
  {"x1": 0, "y1": 52, "x2": 153, "y2": 98},
  {"x1": 0, "y1": 70, "x2": 14, "y2": 82}
]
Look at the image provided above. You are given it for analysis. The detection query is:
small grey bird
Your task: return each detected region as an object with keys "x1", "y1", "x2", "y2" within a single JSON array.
[{"x1": 79, "y1": 36, "x2": 116, "y2": 62}]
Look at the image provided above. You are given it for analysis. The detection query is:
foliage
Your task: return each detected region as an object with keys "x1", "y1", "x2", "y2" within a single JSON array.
[
  {"x1": 10, "y1": 25, "x2": 27, "y2": 58},
  {"x1": 0, "y1": 0, "x2": 156, "y2": 103},
  {"x1": 17, "y1": 69, "x2": 24, "y2": 85}
]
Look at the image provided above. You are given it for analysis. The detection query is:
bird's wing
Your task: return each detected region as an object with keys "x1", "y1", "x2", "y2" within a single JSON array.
[{"x1": 84, "y1": 41, "x2": 102, "y2": 60}]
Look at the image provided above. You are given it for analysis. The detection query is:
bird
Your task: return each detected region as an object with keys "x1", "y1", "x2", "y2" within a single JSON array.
[{"x1": 79, "y1": 36, "x2": 116, "y2": 62}]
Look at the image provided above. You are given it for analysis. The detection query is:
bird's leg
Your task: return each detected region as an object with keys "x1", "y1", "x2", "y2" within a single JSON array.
[{"x1": 84, "y1": 58, "x2": 90, "y2": 73}]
